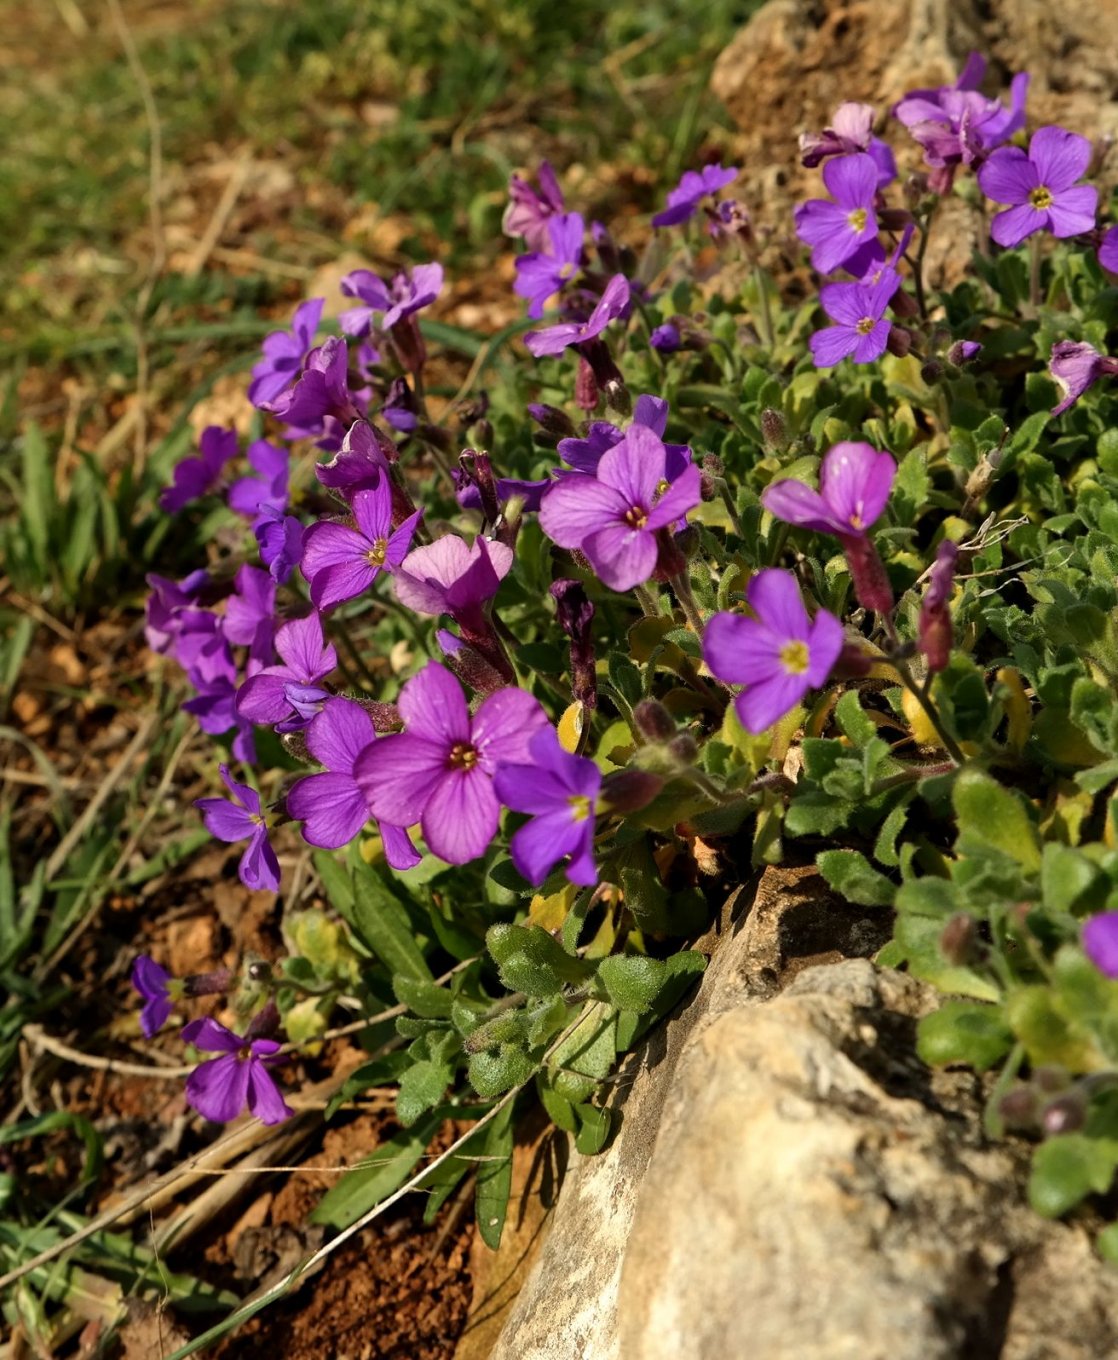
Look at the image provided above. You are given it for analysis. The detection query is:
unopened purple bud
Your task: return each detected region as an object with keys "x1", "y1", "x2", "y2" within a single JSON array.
[
  {"x1": 760, "y1": 408, "x2": 788, "y2": 452},
  {"x1": 1042, "y1": 1092, "x2": 1086, "y2": 1136},
  {"x1": 243, "y1": 998, "x2": 282, "y2": 1042},
  {"x1": 939, "y1": 913, "x2": 976, "y2": 966},
  {"x1": 886, "y1": 325, "x2": 913, "y2": 358},
  {"x1": 437, "y1": 630, "x2": 509, "y2": 696},
  {"x1": 604, "y1": 377, "x2": 631, "y2": 416},
  {"x1": 832, "y1": 640, "x2": 874, "y2": 679},
  {"x1": 879, "y1": 208, "x2": 914, "y2": 232},
  {"x1": 946, "y1": 340, "x2": 982, "y2": 366},
  {"x1": 999, "y1": 1085, "x2": 1039, "y2": 1129},
  {"x1": 903, "y1": 172, "x2": 930, "y2": 208},
  {"x1": 354, "y1": 698, "x2": 402, "y2": 733},
  {"x1": 469, "y1": 418, "x2": 494, "y2": 446},
  {"x1": 391, "y1": 313, "x2": 427, "y2": 374},
  {"x1": 650, "y1": 322, "x2": 682, "y2": 354},
  {"x1": 459, "y1": 450, "x2": 501, "y2": 527},
  {"x1": 633, "y1": 698, "x2": 676, "y2": 743},
  {"x1": 843, "y1": 534, "x2": 893, "y2": 613},
  {"x1": 667, "y1": 732, "x2": 698, "y2": 764},
  {"x1": 527, "y1": 404, "x2": 576, "y2": 438},
  {"x1": 920, "y1": 361, "x2": 944, "y2": 384},
  {"x1": 918, "y1": 540, "x2": 958, "y2": 674},
  {"x1": 1033, "y1": 1065, "x2": 1070, "y2": 1094},
  {"x1": 599, "y1": 768, "x2": 665, "y2": 814},
  {"x1": 890, "y1": 287, "x2": 919, "y2": 320},
  {"x1": 700, "y1": 471, "x2": 719, "y2": 502},
  {"x1": 702, "y1": 454, "x2": 725, "y2": 478},
  {"x1": 551, "y1": 578, "x2": 597, "y2": 710},
  {"x1": 183, "y1": 967, "x2": 236, "y2": 998},
  {"x1": 575, "y1": 356, "x2": 599, "y2": 411}
]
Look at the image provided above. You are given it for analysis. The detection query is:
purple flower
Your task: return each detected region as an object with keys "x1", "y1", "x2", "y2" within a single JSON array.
[
  {"x1": 809, "y1": 267, "x2": 901, "y2": 367},
  {"x1": 557, "y1": 393, "x2": 690, "y2": 477},
  {"x1": 160, "y1": 427, "x2": 238, "y2": 512},
  {"x1": 264, "y1": 337, "x2": 362, "y2": 431},
  {"x1": 761, "y1": 441, "x2": 895, "y2": 539},
  {"x1": 703, "y1": 570, "x2": 843, "y2": 733},
  {"x1": 132, "y1": 956, "x2": 175, "y2": 1038},
  {"x1": 228, "y1": 440, "x2": 289, "y2": 525},
  {"x1": 316, "y1": 419, "x2": 395, "y2": 498},
  {"x1": 381, "y1": 376, "x2": 418, "y2": 432},
  {"x1": 453, "y1": 472, "x2": 549, "y2": 515},
  {"x1": 145, "y1": 570, "x2": 209, "y2": 654},
  {"x1": 794, "y1": 154, "x2": 881, "y2": 275},
  {"x1": 1099, "y1": 226, "x2": 1118, "y2": 275},
  {"x1": 514, "y1": 213, "x2": 585, "y2": 319},
  {"x1": 339, "y1": 263, "x2": 444, "y2": 338},
  {"x1": 255, "y1": 510, "x2": 305, "y2": 586},
  {"x1": 800, "y1": 103, "x2": 873, "y2": 165},
  {"x1": 224, "y1": 564, "x2": 276, "y2": 654},
  {"x1": 354, "y1": 661, "x2": 548, "y2": 865},
  {"x1": 286, "y1": 698, "x2": 419, "y2": 868},
  {"x1": 650, "y1": 322, "x2": 681, "y2": 353},
  {"x1": 493, "y1": 726, "x2": 601, "y2": 886},
  {"x1": 917, "y1": 539, "x2": 958, "y2": 673},
  {"x1": 894, "y1": 53, "x2": 1028, "y2": 179},
  {"x1": 977, "y1": 126, "x2": 1098, "y2": 248},
  {"x1": 540, "y1": 424, "x2": 701, "y2": 592},
  {"x1": 1084, "y1": 913, "x2": 1118, "y2": 979},
  {"x1": 525, "y1": 275, "x2": 630, "y2": 358},
  {"x1": 182, "y1": 1017, "x2": 292, "y2": 1125},
  {"x1": 395, "y1": 535, "x2": 513, "y2": 633},
  {"x1": 301, "y1": 479, "x2": 422, "y2": 609},
  {"x1": 248, "y1": 298, "x2": 324, "y2": 408},
  {"x1": 195, "y1": 764, "x2": 281, "y2": 892},
  {"x1": 237, "y1": 611, "x2": 337, "y2": 733},
  {"x1": 947, "y1": 340, "x2": 983, "y2": 366},
  {"x1": 503, "y1": 161, "x2": 565, "y2": 250},
  {"x1": 1049, "y1": 340, "x2": 1118, "y2": 415},
  {"x1": 652, "y1": 163, "x2": 739, "y2": 228}
]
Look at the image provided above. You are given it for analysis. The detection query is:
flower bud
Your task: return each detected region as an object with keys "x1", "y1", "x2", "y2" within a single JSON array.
[
  {"x1": 667, "y1": 733, "x2": 698, "y2": 764},
  {"x1": 700, "y1": 472, "x2": 719, "y2": 501},
  {"x1": 355, "y1": 698, "x2": 402, "y2": 733},
  {"x1": 998, "y1": 1085, "x2": 1039, "y2": 1129},
  {"x1": 633, "y1": 698, "x2": 676, "y2": 743},
  {"x1": 903, "y1": 172, "x2": 930, "y2": 208},
  {"x1": 551, "y1": 579, "x2": 597, "y2": 710},
  {"x1": 1033, "y1": 1065, "x2": 1070, "y2": 1094},
  {"x1": 878, "y1": 208, "x2": 914, "y2": 232},
  {"x1": 437, "y1": 629, "x2": 508, "y2": 697},
  {"x1": 939, "y1": 913, "x2": 976, "y2": 966},
  {"x1": 604, "y1": 377, "x2": 631, "y2": 416},
  {"x1": 702, "y1": 453, "x2": 724, "y2": 478},
  {"x1": 527, "y1": 404, "x2": 576, "y2": 438},
  {"x1": 886, "y1": 325, "x2": 913, "y2": 358},
  {"x1": 1042, "y1": 1091, "x2": 1087, "y2": 1137},
  {"x1": 918, "y1": 540, "x2": 958, "y2": 674},
  {"x1": 391, "y1": 313, "x2": 427, "y2": 374},
  {"x1": 842, "y1": 534, "x2": 893, "y2": 614},
  {"x1": 831, "y1": 640, "x2": 874, "y2": 679},
  {"x1": 920, "y1": 361, "x2": 944, "y2": 385},
  {"x1": 599, "y1": 768, "x2": 665, "y2": 814},
  {"x1": 890, "y1": 287, "x2": 919, "y2": 320},
  {"x1": 184, "y1": 967, "x2": 236, "y2": 997},
  {"x1": 946, "y1": 340, "x2": 982, "y2": 367},
  {"x1": 760, "y1": 407, "x2": 788, "y2": 452},
  {"x1": 575, "y1": 356, "x2": 599, "y2": 411}
]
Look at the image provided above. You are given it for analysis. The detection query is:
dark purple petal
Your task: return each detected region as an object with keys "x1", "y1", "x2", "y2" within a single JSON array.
[
  {"x1": 1084, "y1": 912, "x2": 1118, "y2": 978},
  {"x1": 382, "y1": 823, "x2": 422, "y2": 871},
  {"x1": 182, "y1": 1016, "x2": 244, "y2": 1054},
  {"x1": 289, "y1": 771, "x2": 370, "y2": 848},
  {"x1": 186, "y1": 1053, "x2": 251, "y2": 1123},
  {"x1": 245, "y1": 1060, "x2": 293, "y2": 1124},
  {"x1": 239, "y1": 824, "x2": 281, "y2": 892},
  {"x1": 305, "y1": 697, "x2": 375, "y2": 774}
]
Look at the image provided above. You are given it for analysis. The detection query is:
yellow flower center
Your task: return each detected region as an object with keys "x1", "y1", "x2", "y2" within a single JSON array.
[
  {"x1": 1029, "y1": 185, "x2": 1053, "y2": 211},
  {"x1": 847, "y1": 207, "x2": 868, "y2": 233},
  {"x1": 559, "y1": 262, "x2": 575, "y2": 281},
  {"x1": 624, "y1": 505, "x2": 648, "y2": 528},
  {"x1": 366, "y1": 537, "x2": 388, "y2": 566},
  {"x1": 780, "y1": 640, "x2": 810, "y2": 675},
  {"x1": 447, "y1": 742, "x2": 479, "y2": 771},
  {"x1": 855, "y1": 317, "x2": 876, "y2": 335},
  {"x1": 848, "y1": 512, "x2": 863, "y2": 530},
  {"x1": 568, "y1": 794, "x2": 592, "y2": 822}
]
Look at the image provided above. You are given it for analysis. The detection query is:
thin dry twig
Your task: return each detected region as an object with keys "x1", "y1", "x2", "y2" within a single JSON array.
[{"x1": 184, "y1": 152, "x2": 253, "y2": 278}]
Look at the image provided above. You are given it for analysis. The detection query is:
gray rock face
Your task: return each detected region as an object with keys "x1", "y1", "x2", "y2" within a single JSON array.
[{"x1": 487, "y1": 870, "x2": 1118, "y2": 1360}]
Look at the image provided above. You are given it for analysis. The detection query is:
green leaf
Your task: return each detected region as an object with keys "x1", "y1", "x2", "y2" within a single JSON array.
[
  {"x1": 309, "y1": 1113, "x2": 442, "y2": 1228},
  {"x1": 349, "y1": 864, "x2": 432, "y2": 981},
  {"x1": 538, "y1": 1078, "x2": 578, "y2": 1132},
  {"x1": 468, "y1": 1043, "x2": 534, "y2": 1098},
  {"x1": 475, "y1": 1099, "x2": 516, "y2": 1249},
  {"x1": 19, "y1": 423, "x2": 55, "y2": 577},
  {"x1": 594, "y1": 955, "x2": 668, "y2": 1012},
  {"x1": 394, "y1": 975, "x2": 456, "y2": 1019},
  {"x1": 916, "y1": 1001, "x2": 1013, "y2": 1071},
  {"x1": 1028, "y1": 1134, "x2": 1118, "y2": 1218},
  {"x1": 574, "y1": 1103, "x2": 612, "y2": 1155},
  {"x1": 816, "y1": 849, "x2": 895, "y2": 907},
  {"x1": 397, "y1": 1059, "x2": 453, "y2": 1127},
  {"x1": 834, "y1": 690, "x2": 876, "y2": 745},
  {"x1": 952, "y1": 768, "x2": 1041, "y2": 872},
  {"x1": 1041, "y1": 843, "x2": 1107, "y2": 915}
]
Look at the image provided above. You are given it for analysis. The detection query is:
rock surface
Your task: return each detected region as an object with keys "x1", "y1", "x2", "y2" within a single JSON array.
[
  {"x1": 710, "y1": 0, "x2": 1118, "y2": 287},
  {"x1": 485, "y1": 868, "x2": 1118, "y2": 1360}
]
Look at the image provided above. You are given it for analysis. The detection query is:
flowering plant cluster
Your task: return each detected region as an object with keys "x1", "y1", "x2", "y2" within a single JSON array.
[{"x1": 140, "y1": 57, "x2": 1118, "y2": 1250}]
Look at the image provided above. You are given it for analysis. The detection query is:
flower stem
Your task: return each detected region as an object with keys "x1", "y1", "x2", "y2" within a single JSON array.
[
  {"x1": 671, "y1": 571, "x2": 706, "y2": 638},
  {"x1": 634, "y1": 584, "x2": 661, "y2": 618}
]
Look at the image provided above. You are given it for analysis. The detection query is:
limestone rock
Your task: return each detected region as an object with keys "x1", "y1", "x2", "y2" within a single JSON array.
[
  {"x1": 487, "y1": 871, "x2": 1118, "y2": 1360},
  {"x1": 710, "y1": 0, "x2": 1118, "y2": 286}
]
